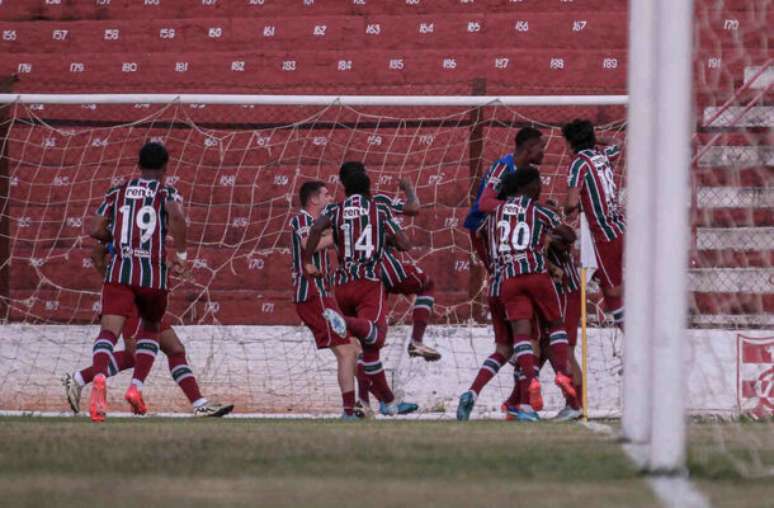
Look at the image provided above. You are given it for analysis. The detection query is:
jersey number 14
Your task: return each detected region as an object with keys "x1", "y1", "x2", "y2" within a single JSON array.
[{"x1": 342, "y1": 223, "x2": 374, "y2": 259}]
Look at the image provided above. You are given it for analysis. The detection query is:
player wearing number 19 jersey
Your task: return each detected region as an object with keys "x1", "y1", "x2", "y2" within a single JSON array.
[
  {"x1": 305, "y1": 171, "x2": 418, "y2": 416},
  {"x1": 562, "y1": 119, "x2": 624, "y2": 327},
  {"x1": 86, "y1": 142, "x2": 188, "y2": 422}
]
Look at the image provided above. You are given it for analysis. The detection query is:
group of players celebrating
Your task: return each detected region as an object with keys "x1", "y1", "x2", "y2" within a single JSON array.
[{"x1": 63, "y1": 118, "x2": 624, "y2": 423}]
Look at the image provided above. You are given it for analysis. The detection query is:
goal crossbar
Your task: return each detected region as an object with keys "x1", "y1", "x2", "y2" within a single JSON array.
[{"x1": 0, "y1": 94, "x2": 628, "y2": 106}]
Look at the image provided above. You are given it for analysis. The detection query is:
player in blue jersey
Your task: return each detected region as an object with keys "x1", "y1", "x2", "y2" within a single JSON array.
[{"x1": 464, "y1": 127, "x2": 546, "y2": 270}]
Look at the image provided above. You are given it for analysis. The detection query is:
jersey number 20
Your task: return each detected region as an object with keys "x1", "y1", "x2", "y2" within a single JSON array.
[{"x1": 497, "y1": 220, "x2": 530, "y2": 252}]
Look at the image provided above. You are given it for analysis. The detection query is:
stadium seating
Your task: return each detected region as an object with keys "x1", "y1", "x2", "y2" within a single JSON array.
[{"x1": 1, "y1": 0, "x2": 769, "y2": 327}]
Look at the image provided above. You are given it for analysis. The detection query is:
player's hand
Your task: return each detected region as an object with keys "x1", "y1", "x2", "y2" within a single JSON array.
[
  {"x1": 303, "y1": 262, "x2": 322, "y2": 278},
  {"x1": 171, "y1": 258, "x2": 191, "y2": 280},
  {"x1": 398, "y1": 178, "x2": 414, "y2": 193}
]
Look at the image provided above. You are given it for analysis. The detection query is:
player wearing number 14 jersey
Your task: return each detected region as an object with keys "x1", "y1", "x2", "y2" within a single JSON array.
[
  {"x1": 338, "y1": 161, "x2": 441, "y2": 362},
  {"x1": 562, "y1": 119, "x2": 625, "y2": 327},
  {"x1": 86, "y1": 142, "x2": 188, "y2": 422},
  {"x1": 305, "y1": 171, "x2": 418, "y2": 416}
]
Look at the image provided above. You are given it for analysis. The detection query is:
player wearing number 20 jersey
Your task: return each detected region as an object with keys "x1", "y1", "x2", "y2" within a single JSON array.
[{"x1": 97, "y1": 178, "x2": 182, "y2": 291}]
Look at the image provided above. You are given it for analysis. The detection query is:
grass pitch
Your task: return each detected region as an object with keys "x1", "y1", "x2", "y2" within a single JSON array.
[{"x1": 0, "y1": 417, "x2": 771, "y2": 508}]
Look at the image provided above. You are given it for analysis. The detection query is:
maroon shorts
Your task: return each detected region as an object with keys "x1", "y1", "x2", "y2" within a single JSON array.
[
  {"x1": 489, "y1": 296, "x2": 513, "y2": 345},
  {"x1": 560, "y1": 290, "x2": 582, "y2": 347},
  {"x1": 469, "y1": 229, "x2": 491, "y2": 273},
  {"x1": 500, "y1": 273, "x2": 563, "y2": 323},
  {"x1": 593, "y1": 235, "x2": 624, "y2": 290},
  {"x1": 387, "y1": 264, "x2": 430, "y2": 295},
  {"x1": 335, "y1": 279, "x2": 388, "y2": 348},
  {"x1": 122, "y1": 310, "x2": 173, "y2": 340},
  {"x1": 101, "y1": 283, "x2": 168, "y2": 324},
  {"x1": 295, "y1": 294, "x2": 350, "y2": 350}
]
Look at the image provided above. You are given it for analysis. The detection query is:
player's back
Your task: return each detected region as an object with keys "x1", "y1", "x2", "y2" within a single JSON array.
[
  {"x1": 487, "y1": 195, "x2": 560, "y2": 278},
  {"x1": 327, "y1": 194, "x2": 399, "y2": 284},
  {"x1": 568, "y1": 147, "x2": 625, "y2": 241},
  {"x1": 289, "y1": 209, "x2": 331, "y2": 302},
  {"x1": 101, "y1": 177, "x2": 178, "y2": 290}
]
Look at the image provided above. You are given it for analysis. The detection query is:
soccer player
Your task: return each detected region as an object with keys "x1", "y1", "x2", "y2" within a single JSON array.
[
  {"x1": 86, "y1": 142, "x2": 187, "y2": 422},
  {"x1": 338, "y1": 161, "x2": 441, "y2": 362},
  {"x1": 457, "y1": 169, "x2": 576, "y2": 421},
  {"x1": 562, "y1": 119, "x2": 625, "y2": 328},
  {"x1": 61, "y1": 244, "x2": 233, "y2": 417},
  {"x1": 464, "y1": 127, "x2": 546, "y2": 270},
  {"x1": 304, "y1": 171, "x2": 418, "y2": 416},
  {"x1": 500, "y1": 223, "x2": 584, "y2": 422},
  {"x1": 290, "y1": 180, "x2": 361, "y2": 419}
]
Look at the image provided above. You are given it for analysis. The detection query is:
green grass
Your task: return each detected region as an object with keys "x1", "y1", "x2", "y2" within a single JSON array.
[
  {"x1": 2, "y1": 417, "x2": 771, "y2": 508},
  {"x1": 0, "y1": 417, "x2": 657, "y2": 508},
  {"x1": 687, "y1": 422, "x2": 774, "y2": 508}
]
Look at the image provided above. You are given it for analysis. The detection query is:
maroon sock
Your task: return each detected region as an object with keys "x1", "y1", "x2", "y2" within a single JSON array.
[
  {"x1": 167, "y1": 351, "x2": 203, "y2": 405},
  {"x1": 548, "y1": 330, "x2": 570, "y2": 377},
  {"x1": 80, "y1": 350, "x2": 134, "y2": 384},
  {"x1": 361, "y1": 350, "x2": 394, "y2": 404},
  {"x1": 356, "y1": 358, "x2": 371, "y2": 404},
  {"x1": 410, "y1": 293, "x2": 433, "y2": 343},
  {"x1": 131, "y1": 332, "x2": 160, "y2": 386},
  {"x1": 512, "y1": 334, "x2": 537, "y2": 381},
  {"x1": 505, "y1": 367, "x2": 522, "y2": 406},
  {"x1": 91, "y1": 329, "x2": 117, "y2": 377},
  {"x1": 342, "y1": 390, "x2": 355, "y2": 415},
  {"x1": 469, "y1": 352, "x2": 506, "y2": 395}
]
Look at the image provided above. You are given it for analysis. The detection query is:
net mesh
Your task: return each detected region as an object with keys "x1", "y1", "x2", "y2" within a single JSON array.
[{"x1": 0, "y1": 100, "x2": 628, "y2": 415}]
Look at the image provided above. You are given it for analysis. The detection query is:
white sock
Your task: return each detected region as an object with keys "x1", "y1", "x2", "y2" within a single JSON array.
[
  {"x1": 131, "y1": 379, "x2": 144, "y2": 391},
  {"x1": 73, "y1": 371, "x2": 85, "y2": 387},
  {"x1": 192, "y1": 398, "x2": 208, "y2": 409}
]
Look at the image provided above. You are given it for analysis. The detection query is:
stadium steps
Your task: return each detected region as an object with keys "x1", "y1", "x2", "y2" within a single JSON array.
[{"x1": 1, "y1": 0, "x2": 763, "y2": 22}]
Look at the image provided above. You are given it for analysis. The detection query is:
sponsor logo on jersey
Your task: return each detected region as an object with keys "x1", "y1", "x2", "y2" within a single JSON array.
[
  {"x1": 120, "y1": 247, "x2": 152, "y2": 258},
  {"x1": 125, "y1": 186, "x2": 157, "y2": 199},
  {"x1": 343, "y1": 206, "x2": 367, "y2": 219}
]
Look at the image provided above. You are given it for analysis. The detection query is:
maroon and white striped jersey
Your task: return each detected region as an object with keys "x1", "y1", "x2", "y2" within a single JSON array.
[{"x1": 97, "y1": 178, "x2": 182, "y2": 290}]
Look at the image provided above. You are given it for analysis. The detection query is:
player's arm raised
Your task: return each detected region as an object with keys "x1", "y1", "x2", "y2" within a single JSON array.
[
  {"x1": 398, "y1": 178, "x2": 421, "y2": 216},
  {"x1": 477, "y1": 165, "x2": 509, "y2": 214},
  {"x1": 382, "y1": 206, "x2": 411, "y2": 252},
  {"x1": 166, "y1": 200, "x2": 188, "y2": 275},
  {"x1": 303, "y1": 215, "x2": 332, "y2": 277}
]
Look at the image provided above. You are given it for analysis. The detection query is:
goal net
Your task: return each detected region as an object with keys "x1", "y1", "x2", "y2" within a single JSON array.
[{"x1": 0, "y1": 97, "x2": 630, "y2": 416}]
